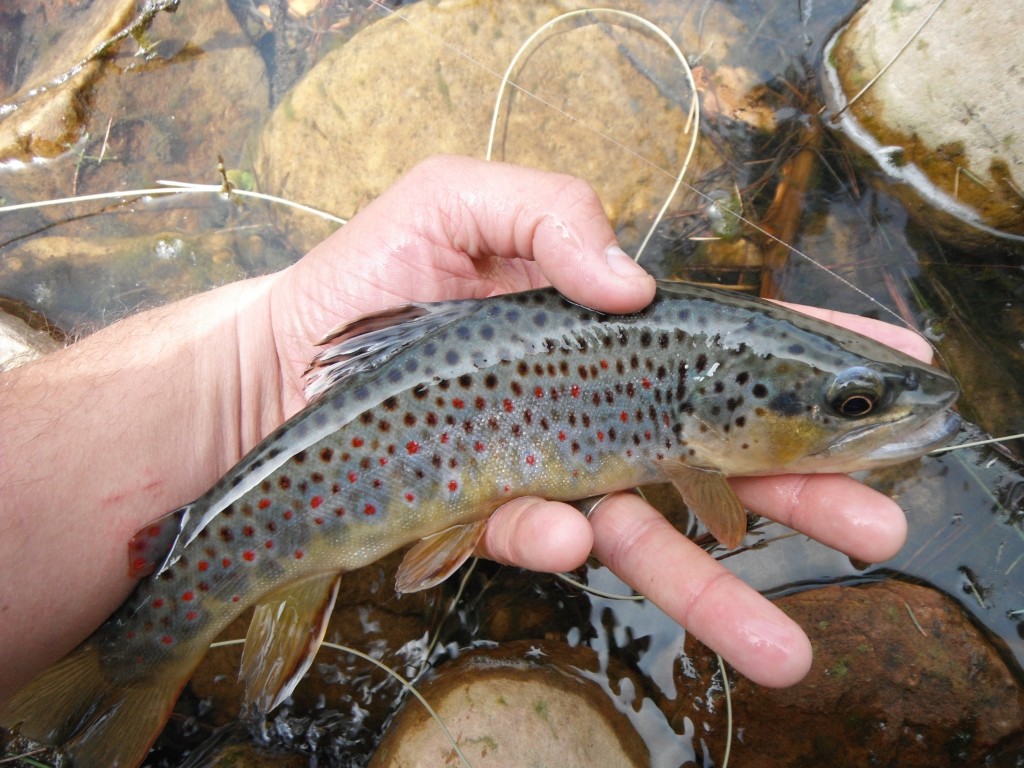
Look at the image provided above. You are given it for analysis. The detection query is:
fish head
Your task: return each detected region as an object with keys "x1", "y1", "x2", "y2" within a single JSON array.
[{"x1": 668, "y1": 318, "x2": 960, "y2": 477}]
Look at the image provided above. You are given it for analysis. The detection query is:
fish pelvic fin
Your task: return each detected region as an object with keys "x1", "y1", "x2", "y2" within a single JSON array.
[
  {"x1": 0, "y1": 637, "x2": 204, "y2": 768},
  {"x1": 395, "y1": 520, "x2": 488, "y2": 593},
  {"x1": 660, "y1": 460, "x2": 748, "y2": 549},
  {"x1": 239, "y1": 572, "x2": 342, "y2": 716}
]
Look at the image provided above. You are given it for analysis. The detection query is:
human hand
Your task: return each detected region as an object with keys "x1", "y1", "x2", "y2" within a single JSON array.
[
  {"x1": 265, "y1": 155, "x2": 656, "y2": 416},
  {"x1": 255, "y1": 155, "x2": 928, "y2": 689}
]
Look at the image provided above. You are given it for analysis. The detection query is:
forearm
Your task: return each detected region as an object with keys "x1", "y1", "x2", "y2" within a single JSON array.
[{"x1": 0, "y1": 274, "x2": 280, "y2": 697}]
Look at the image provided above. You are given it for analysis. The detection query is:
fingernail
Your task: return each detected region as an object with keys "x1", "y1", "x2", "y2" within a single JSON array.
[{"x1": 605, "y1": 245, "x2": 648, "y2": 280}]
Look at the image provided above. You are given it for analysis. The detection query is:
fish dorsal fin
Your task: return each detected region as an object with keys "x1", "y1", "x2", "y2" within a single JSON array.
[
  {"x1": 395, "y1": 521, "x2": 488, "y2": 593},
  {"x1": 304, "y1": 299, "x2": 477, "y2": 402},
  {"x1": 239, "y1": 572, "x2": 342, "y2": 715},
  {"x1": 660, "y1": 460, "x2": 747, "y2": 549},
  {"x1": 127, "y1": 505, "x2": 190, "y2": 578}
]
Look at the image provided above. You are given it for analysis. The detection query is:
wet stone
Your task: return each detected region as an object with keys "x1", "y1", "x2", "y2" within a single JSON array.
[
  {"x1": 368, "y1": 640, "x2": 649, "y2": 768},
  {"x1": 668, "y1": 581, "x2": 1024, "y2": 768}
]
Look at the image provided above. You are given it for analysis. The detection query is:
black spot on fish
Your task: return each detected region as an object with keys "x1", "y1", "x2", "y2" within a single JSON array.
[
  {"x1": 405, "y1": 358, "x2": 418, "y2": 373},
  {"x1": 413, "y1": 384, "x2": 429, "y2": 399},
  {"x1": 457, "y1": 325, "x2": 470, "y2": 340},
  {"x1": 458, "y1": 374, "x2": 473, "y2": 388},
  {"x1": 404, "y1": 413, "x2": 417, "y2": 427},
  {"x1": 736, "y1": 372, "x2": 749, "y2": 386},
  {"x1": 293, "y1": 451, "x2": 307, "y2": 464},
  {"x1": 752, "y1": 383, "x2": 769, "y2": 398},
  {"x1": 788, "y1": 343, "x2": 805, "y2": 355},
  {"x1": 438, "y1": 380, "x2": 450, "y2": 391},
  {"x1": 769, "y1": 392, "x2": 804, "y2": 417},
  {"x1": 445, "y1": 350, "x2": 460, "y2": 365},
  {"x1": 695, "y1": 354, "x2": 708, "y2": 372},
  {"x1": 355, "y1": 385, "x2": 370, "y2": 400},
  {"x1": 279, "y1": 476, "x2": 291, "y2": 490},
  {"x1": 484, "y1": 373, "x2": 498, "y2": 389},
  {"x1": 360, "y1": 412, "x2": 374, "y2": 425},
  {"x1": 714, "y1": 381, "x2": 725, "y2": 393},
  {"x1": 481, "y1": 325, "x2": 494, "y2": 340},
  {"x1": 658, "y1": 332, "x2": 670, "y2": 349},
  {"x1": 533, "y1": 312, "x2": 548, "y2": 327},
  {"x1": 423, "y1": 342, "x2": 437, "y2": 357}
]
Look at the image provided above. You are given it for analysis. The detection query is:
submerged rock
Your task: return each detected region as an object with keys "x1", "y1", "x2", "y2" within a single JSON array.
[
  {"x1": 369, "y1": 640, "x2": 648, "y2": 768},
  {"x1": 823, "y1": 0, "x2": 1024, "y2": 247},
  {"x1": 254, "y1": 0, "x2": 719, "y2": 255},
  {"x1": 670, "y1": 581, "x2": 1024, "y2": 767}
]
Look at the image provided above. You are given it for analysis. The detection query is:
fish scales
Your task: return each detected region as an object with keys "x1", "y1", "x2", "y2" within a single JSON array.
[{"x1": 0, "y1": 281, "x2": 960, "y2": 767}]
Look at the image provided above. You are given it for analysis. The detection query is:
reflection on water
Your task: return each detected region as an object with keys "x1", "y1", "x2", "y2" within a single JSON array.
[{"x1": 2, "y1": 0, "x2": 1023, "y2": 765}]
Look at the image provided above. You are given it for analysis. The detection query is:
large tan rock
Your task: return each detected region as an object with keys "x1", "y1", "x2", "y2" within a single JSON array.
[{"x1": 253, "y1": 0, "x2": 710, "y2": 255}]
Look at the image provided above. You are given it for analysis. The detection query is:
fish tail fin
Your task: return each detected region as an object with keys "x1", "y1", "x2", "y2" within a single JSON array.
[{"x1": 1, "y1": 640, "x2": 202, "y2": 767}]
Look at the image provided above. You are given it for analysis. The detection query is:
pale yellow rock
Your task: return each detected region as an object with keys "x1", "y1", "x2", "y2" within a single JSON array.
[
  {"x1": 823, "y1": 0, "x2": 1024, "y2": 244},
  {"x1": 369, "y1": 644, "x2": 648, "y2": 768}
]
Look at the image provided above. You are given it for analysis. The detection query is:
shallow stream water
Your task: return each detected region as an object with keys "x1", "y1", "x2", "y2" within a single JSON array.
[{"x1": 1, "y1": 0, "x2": 1022, "y2": 765}]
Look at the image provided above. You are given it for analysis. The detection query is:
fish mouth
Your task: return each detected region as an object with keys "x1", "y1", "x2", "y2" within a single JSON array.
[{"x1": 823, "y1": 408, "x2": 962, "y2": 471}]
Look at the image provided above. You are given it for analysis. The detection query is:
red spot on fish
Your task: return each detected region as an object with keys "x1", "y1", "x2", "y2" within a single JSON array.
[
  {"x1": 243, "y1": 525, "x2": 255, "y2": 537},
  {"x1": 405, "y1": 492, "x2": 415, "y2": 502},
  {"x1": 186, "y1": 611, "x2": 198, "y2": 621},
  {"x1": 232, "y1": 595, "x2": 240, "y2": 603},
  {"x1": 332, "y1": 482, "x2": 342, "y2": 493},
  {"x1": 558, "y1": 431, "x2": 566, "y2": 441},
  {"x1": 265, "y1": 540, "x2": 274, "y2": 549},
  {"x1": 314, "y1": 517, "x2": 324, "y2": 525},
  {"x1": 406, "y1": 441, "x2": 420, "y2": 455},
  {"x1": 198, "y1": 560, "x2": 209, "y2": 572},
  {"x1": 571, "y1": 384, "x2": 580, "y2": 398},
  {"x1": 452, "y1": 398, "x2": 465, "y2": 409},
  {"x1": 474, "y1": 441, "x2": 485, "y2": 452},
  {"x1": 222, "y1": 557, "x2": 232, "y2": 568},
  {"x1": 148, "y1": 524, "x2": 162, "y2": 537},
  {"x1": 534, "y1": 386, "x2": 544, "y2": 398},
  {"x1": 364, "y1": 504, "x2": 377, "y2": 516},
  {"x1": 448, "y1": 480, "x2": 459, "y2": 492},
  {"x1": 475, "y1": 397, "x2": 486, "y2": 410},
  {"x1": 642, "y1": 377, "x2": 652, "y2": 389},
  {"x1": 283, "y1": 510, "x2": 293, "y2": 520},
  {"x1": 620, "y1": 411, "x2": 629, "y2": 423},
  {"x1": 379, "y1": 457, "x2": 388, "y2": 466},
  {"x1": 152, "y1": 598, "x2": 164, "y2": 609},
  {"x1": 503, "y1": 485, "x2": 511, "y2": 493},
  {"x1": 503, "y1": 399, "x2": 514, "y2": 413},
  {"x1": 585, "y1": 454, "x2": 593, "y2": 463},
  {"x1": 130, "y1": 557, "x2": 148, "y2": 577},
  {"x1": 182, "y1": 591, "x2": 194, "y2": 602},
  {"x1": 373, "y1": 479, "x2": 382, "y2": 488},
  {"x1": 600, "y1": 360, "x2": 609, "y2": 369},
  {"x1": 294, "y1": 550, "x2": 304, "y2": 560},
  {"x1": 526, "y1": 455, "x2": 536, "y2": 466},
  {"x1": 352, "y1": 437, "x2": 364, "y2": 448},
  {"x1": 161, "y1": 635, "x2": 173, "y2": 645},
  {"x1": 310, "y1": 495, "x2": 323, "y2": 508},
  {"x1": 334, "y1": 507, "x2": 346, "y2": 517},
  {"x1": 243, "y1": 551, "x2": 255, "y2": 561},
  {"x1": 347, "y1": 471, "x2": 358, "y2": 484},
  {"x1": 258, "y1": 498, "x2": 271, "y2": 510},
  {"x1": 441, "y1": 433, "x2": 449, "y2": 444},
  {"x1": 597, "y1": 431, "x2": 605, "y2": 442},
  {"x1": 127, "y1": 631, "x2": 136, "y2": 640}
]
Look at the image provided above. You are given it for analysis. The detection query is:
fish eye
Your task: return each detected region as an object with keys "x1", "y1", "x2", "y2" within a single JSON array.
[{"x1": 827, "y1": 367, "x2": 886, "y2": 419}]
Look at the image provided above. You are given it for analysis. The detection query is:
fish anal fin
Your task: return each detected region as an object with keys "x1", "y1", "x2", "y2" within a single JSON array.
[
  {"x1": 239, "y1": 572, "x2": 342, "y2": 716},
  {"x1": 660, "y1": 460, "x2": 747, "y2": 549},
  {"x1": 395, "y1": 521, "x2": 488, "y2": 593},
  {"x1": 127, "y1": 505, "x2": 189, "y2": 578},
  {"x1": 0, "y1": 637, "x2": 202, "y2": 768}
]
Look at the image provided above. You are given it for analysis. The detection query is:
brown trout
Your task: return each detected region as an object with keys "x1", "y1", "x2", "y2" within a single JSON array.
[{"x1": 0, "y1": 281, "x2": 959, "y2": 766}]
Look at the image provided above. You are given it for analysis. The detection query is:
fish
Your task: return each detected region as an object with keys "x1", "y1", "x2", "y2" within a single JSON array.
[{"x1": 0, "y1": 280, "x2": 960, "y2": 766}]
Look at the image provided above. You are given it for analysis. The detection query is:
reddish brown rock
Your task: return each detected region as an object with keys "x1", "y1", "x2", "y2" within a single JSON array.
[{"x1": 669, "y1": 581, "x2": 1024, "y2": 767}]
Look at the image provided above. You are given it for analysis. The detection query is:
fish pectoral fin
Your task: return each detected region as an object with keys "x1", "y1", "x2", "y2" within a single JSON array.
[
  {"x1": 128, "y1": 505, "x2": 190, "y2": 578},
  {"x1": 660, "y1": 460, "x2": 747, "y2": 549},
  {"x1": 239, "y1": 571, "x2": 342, "y2": 716},
  {"x1": 395, "y1": 520, "x2": 488, "y2": 593}
]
